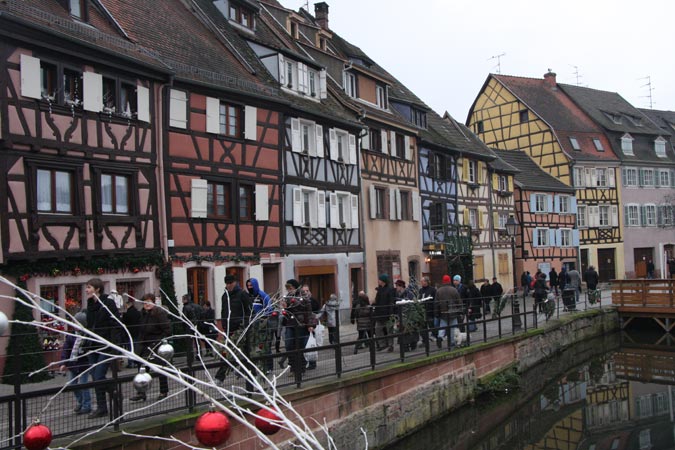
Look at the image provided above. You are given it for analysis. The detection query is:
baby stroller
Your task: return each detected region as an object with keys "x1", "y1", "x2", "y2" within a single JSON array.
[
  {"x1": 562, "y1": 288, "x2": 576, "y2": 312},
  {"x1": 587, "y1": 289, "x2": 601, "y2": 305}
]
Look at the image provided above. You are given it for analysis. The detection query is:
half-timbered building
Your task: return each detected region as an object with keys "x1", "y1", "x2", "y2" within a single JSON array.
[
  {"x1": 468, "y1": 72, "x2": 624, "y2": 281},
  {"x1": 556, "y1": 89, "x2": 675, "y2": 279},
  {"x1": 0, "y1": 0, "x2": 167, "y2": 333},
  {"x1": 493, "y1": 150, "x2": 578, "y2": 278},
  {"x1": 209, "y1": 0, "x2": 365, "y2": 304}
]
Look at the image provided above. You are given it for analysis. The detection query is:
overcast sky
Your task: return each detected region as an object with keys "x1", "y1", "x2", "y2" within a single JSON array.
[{"x1": 284, "y1": 0, "x2": 675, "y2": 122}]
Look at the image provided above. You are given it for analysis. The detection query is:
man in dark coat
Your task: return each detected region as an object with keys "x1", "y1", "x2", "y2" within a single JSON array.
[
  {"x1": 122, "y1": 298, "x2": 142, "y2": 368},
  {"x1": 549, "y1": 268, "x2": 559, "y2": 295},
  {"x1": 669, "y1": 257, "x2": 675, "y2": 279},
  {"x1": 490, "y1": 277, "x2": 503, "y2": 313},
  {"x1": 584, "y1": 266, "x2": 599, "y2": 291},
  {"x1": 418, "y1": 276, "x2": 437, "y2": 342},
  {"x1": 281, "y1": 279, "x2": 317, "y2": 373},
  {"x1": 435, "y1": 274, "x2": 462, "y2": 348},
  {"x1": 221, "y1": 275, "x2": 252, "y2": 334},
  {"x1": 373, "y1": 274, "x2": 396, "y2": 352},
  {"x1": 480, "y1": 279, "x2": 492, "y2": 315}
]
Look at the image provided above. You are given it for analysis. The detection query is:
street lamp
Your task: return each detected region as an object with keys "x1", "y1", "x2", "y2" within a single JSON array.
[{"x1": 505, "y1": 215, "x2": 522, "y2": 329}]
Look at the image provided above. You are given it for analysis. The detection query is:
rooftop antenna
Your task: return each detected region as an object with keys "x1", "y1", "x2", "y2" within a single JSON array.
[
  {"x1": 638, "y1": 76, "x2": 654, "y2": 109},
  {"x1": 570, "y1": 65, "x2": 584, "y2": 86},
  {"x1": 488, "y1": 53, "x2": 506, "y2": 74}
]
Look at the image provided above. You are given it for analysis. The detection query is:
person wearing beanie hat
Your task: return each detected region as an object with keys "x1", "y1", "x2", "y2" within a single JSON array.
[
  {"x1": 442, "y1": 275, "x2": 452, "y2": 284},
  {"x1": 60, "y1": 311, "x2": 92, "y2": 415},
  {"x1": 279, "y1": 279, "x2": 317, "y2": 374},
  {"x1": 373, "y1": 273, "x2": 396, "y2": 352},
  {"x1": 435, "y1": 275, "x2": 462, "y2": 349}
]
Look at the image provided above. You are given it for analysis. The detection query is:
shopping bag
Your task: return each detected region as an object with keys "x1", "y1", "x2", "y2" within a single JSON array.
[
  {"x1": 304, "y1": 331, "x2": 318, "y2": 362},
  {"x1": 314, "y1": 323, "x2": 325, "y2": 347}
]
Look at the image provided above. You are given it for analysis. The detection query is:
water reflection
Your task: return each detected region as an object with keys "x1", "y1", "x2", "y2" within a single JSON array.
[{"x1": 386, "y1": 331, "x2": 675, "y2": 450}]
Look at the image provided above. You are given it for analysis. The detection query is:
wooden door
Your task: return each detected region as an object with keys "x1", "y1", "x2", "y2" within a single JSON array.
[
  {"x1": 597, "y1": 248, "x2": 616, "y2": 282},
  {"x1": 473, "y1": 255, "x2": 485, "y2": 282},
  {"x1": 187, "y1": 267, "x2": 209, "y2": 305}
]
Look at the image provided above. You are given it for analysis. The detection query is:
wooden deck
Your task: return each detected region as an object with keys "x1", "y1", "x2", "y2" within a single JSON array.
[{"x1": 612, "y1": 279, "x2": 675, "y2": 332}]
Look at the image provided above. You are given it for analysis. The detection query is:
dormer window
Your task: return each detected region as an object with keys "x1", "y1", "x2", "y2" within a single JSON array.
[
  {"x1": 319, "y1": 37, "x2": 327, "y2": 50},
  {"x1": 69, "y1": 0, "x2": 87, "y2": 20},
  {"x1": 607, "y1": 113, "x2": 622, "y2": 124},
  {"x1": 289, "y1": 21, "x2": 299, "y2": 39},
  {"x1": 229, "y1": 2, "x2": 254, "y2": 29},
  {"x1": 655, "y1": 136, "x2": 667, "y2": 158},
  {"x1": 412, "y1": 108, "x2": 427, "y2": 128},
  {"x1": 621, "y1": 133, "x2": 634, "y2": 155},
  {"x1": 376, "y1": 85, "x2": 387, "y2": 109},
  {"x1": 277, "y1": 54, "x2": 327, "y2": 99},
  {"x1": 344, "y1": 72, "x2": 357, "y2": 98},
  {"x1": 569, "y1": 137, "x2": 580, "y2": 151}
]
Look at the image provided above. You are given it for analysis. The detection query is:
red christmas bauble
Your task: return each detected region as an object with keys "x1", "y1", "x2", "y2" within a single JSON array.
[
  {"x1": 255, "y1": 408, "x2": 281, "y2": 435},
  {"x1": 195, "y1": 410, "x2": 231, "y2": 447},
  {"x1": 24, "y1": 423, "x2": 52, "y2": 450}
]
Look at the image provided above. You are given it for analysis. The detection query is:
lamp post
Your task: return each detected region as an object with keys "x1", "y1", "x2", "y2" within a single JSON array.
[{"x1": 506, "y1": 215, "x2": 522, "y2": 329}]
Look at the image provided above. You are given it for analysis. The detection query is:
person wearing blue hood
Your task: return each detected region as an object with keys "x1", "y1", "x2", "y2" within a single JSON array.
[{"x1": 246, "y1": 278, "x2": 275, "y2": 373}]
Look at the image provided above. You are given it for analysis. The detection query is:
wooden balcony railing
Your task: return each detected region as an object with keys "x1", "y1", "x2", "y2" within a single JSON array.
[{"x1": 611, "y1": 279, "x2": 675, "y2": 309}]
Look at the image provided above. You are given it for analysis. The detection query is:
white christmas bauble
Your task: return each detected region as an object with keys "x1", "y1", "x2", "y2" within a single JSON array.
[
  {"x1": 0, "y1": 312, "x2": 8, "y2": 336},
  {"x1": 157, "y1": 340, "x2": 174, "y2": 360},
  {"x1": 133, "y1": 367, "x2": 153, "y2": 393}
]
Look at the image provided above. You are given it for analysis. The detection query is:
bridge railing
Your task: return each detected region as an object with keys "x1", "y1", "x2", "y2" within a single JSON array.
[{"x1": 611, "y1": 279, "x2": 675, "y2": 308}]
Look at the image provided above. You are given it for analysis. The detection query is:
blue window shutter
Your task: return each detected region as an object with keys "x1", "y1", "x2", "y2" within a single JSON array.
[
  {"x1": 572, "y1": 229, "x2": 579, "y2": 247},
  {"x1": 530, "y1": 195, "x2": 537, "y2": 213},
  {"x1": 623, "y1": 206, "x2": 629, "y2": 226},
  {"x1": 548, "y1": 229, "x2": 555, "y2": 246},
  {"x1": 554, "y1": 195, "x2": 560, "y2": 213},
  {"x1": 570, "y1": 197, "x2": 577, "y2": 214},
  {"x1": 546, "y1": 195, "x2": 553, "y2": 213},
  {"x1": 554, "y1": 229, "x2": 561, "y2": 246},
  {"x1": 532, "y1": 229, "x2": 538, "y2": 247}
]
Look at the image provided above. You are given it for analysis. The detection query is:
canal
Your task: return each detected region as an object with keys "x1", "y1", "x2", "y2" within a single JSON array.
[{"x1": 387, "y1": 331, "x2": 675, "y2": 450}]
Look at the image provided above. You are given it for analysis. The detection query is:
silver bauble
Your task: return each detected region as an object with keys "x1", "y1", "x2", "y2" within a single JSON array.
[
  {"x1": 157, "y1": 340, "x2": 174, "y2": 361},
  {"x1": 133, "y1": 367, "x2": 153, "y2": 393},
  {"x1": 0, "y1": 311, "x2": 8, "y2": 336}
]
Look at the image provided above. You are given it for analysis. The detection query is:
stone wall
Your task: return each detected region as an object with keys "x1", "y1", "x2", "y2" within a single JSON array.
[{"x1": 68, "y1": 309, "x2": 619, "y2": 450}]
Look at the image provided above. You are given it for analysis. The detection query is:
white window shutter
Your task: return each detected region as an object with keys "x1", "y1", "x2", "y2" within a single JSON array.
[
  {"x1": 611, "y1": 205, "x2": 618, "y2": 227},
  {"x1": 553, "y1": 195, "x2": 560, "y2": 213},
  {"x1": 329, "y1": 193, "x2": 339, "y2": 228},
  {"x1": 313, "y1": 124, "x2": 324, "y2": 158},
  {"x1": 169, "y1": 89, "x2": 187, "y2": 128},
  {"x1": 245, "y1": 105, "x2": 257, "y2": 140},
  {"x1": 329, "y1": 128, "x2": 338, "y2": 161},
  {"x1": 317, "y1": 191, "x2": 326, "y2": 228},
  {"x1": 361, "y1": 130, "x2": 370, "y2": 150},
  {"x1": 546, "y1": 194, "x2": 553, "y2": 212},
  {"x1": 278, "y1": 54, "x2": 286, "y2": 86},
  {"x1": 381, "y1": 130, "x2": 389, "y2": 155},
  {"x1": 390, "y1": 130, "x2": 397, "y2": 156},
  {"x1": 608, "y1": 168, "x2": 615, "y2": 187},
  {"x1": 255, "y1": 184, "x2": 268, "y2": 221},
  {"x1": 395, "y1": 189, "x2": 402, "y2": 220},
  {"x1": 591, "y1": 169, "x2": 598, "y2": 187},
  {"x1": 572, "y1": 229, "x2": 580, "y2": 247},
  {"x1": 83, "y1": 71, "x2": 103, "y2": 112},
  {"x1": 20, "y1": 54, "x2": 41, "y2": 99},
  {"x1": 548, "y1": 229, "x2": 555, "y2": 246},
  {"x1": 297, "y1": 63, "x2": 307, "y2": 93},
  {"x1": 404, "y1": 135, "x2": 412, "y2": 160},
  {"x1": 206, "y1": 96, "x2": 220, "y2": 134},
  {"x1": 291, "y1": 118, "x2": 301, "y2": 152},
  {"x1": 585, "y1": 168, "x2": 592, "y2": 187},
  {"x1": 190, "y1": 179, "x2": 208, "y2": 218},
  {"x1": 590, "y1": 206, "x2": 599, "y2": 227},
  {"x1": 136, "y1": 85, "x2": 150, "y2": 122},
  {"x1": 348, "y1": 134, "x2": 357, "y2": 164},
  {"x1": 412, "y1": 192, "x2": 420, "y2": 222},
  {"x1": 554, "y1": 229, "x2": 561, "y2": 246},
  {"x1": 532, "y1": 229, "x2": 539, "y2": 247},
  {"x1": 389, "y1": 189, "x2": 396, "y2": 220},
  {"x1": 350, "y1": 194, "x2": 359, "y2": 228},
  {"x1": 319, "y1": 69, "x2": 327, "y2": 99},
  {"x1": 570, "y1": 197, "x2": 577, "y2": 214},
  {"x1": 369, "y1": 185, "x2": 377, "y2": 219},
  {"x1": 530, "y1": 195, "x2": 537, "y2": 213},
  {"x1": 292, "y1": 187, "x2": 303, "y2": 226}
]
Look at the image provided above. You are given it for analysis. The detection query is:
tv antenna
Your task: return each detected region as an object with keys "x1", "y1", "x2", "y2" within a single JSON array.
[
  {"x1": 570, "y1": 65, "x2": 584, "y2": 86},
  {"x1": 488, "y1": 53, "x2": 506, "y2": 74},
  {"x1": 638, "y1": 76, "x2": 654, "y2": 109}
]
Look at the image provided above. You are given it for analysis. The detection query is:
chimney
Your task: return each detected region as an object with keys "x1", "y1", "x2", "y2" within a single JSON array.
[
  {"x1": 315, "y1": 2, "x2": 329, "y2": 30},
  {"x1": 543, "y1": 69, "x2": 557, "y2": 89}
]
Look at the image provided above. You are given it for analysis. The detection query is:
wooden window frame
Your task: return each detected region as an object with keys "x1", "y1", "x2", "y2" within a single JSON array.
[
  {"x1": 395, "y1": 133, "x2": 405, "y2": 159},
  {"x1": 400, "y1": 190, "x2": 411, "y2": 221},
  {"x1": 100, "y1": 173, "x2": 130, "y2": 215},
  {"x1": 368, "y1": 128, "x2": 382, "y2": 152},
  {"x1": 239, "y1": 184, "x2": 254, "y2": 221},
  {"x1": 36, "y1": 168, "x2": 74, "y2": 214},
  {"x1": 374, "y1": 187, "x2": 386, "y2": 220},
  {"x1": 219, "y1": 102, "x2": 242, "y2": 138},
  {"x1": 207, "y1": 182, "x2": 232, "y2": 219}
]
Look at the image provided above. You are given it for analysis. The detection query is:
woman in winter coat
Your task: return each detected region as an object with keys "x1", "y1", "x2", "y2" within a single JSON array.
[
  {"x1": 533, "y1": 272, "x2": 549, "y2": 313},
  {"x1": 350, "y1": 291, "x2": 373, "y2": 354},
  {"x1": 319, "y1": 294, "x2": 341, "y2": 345},
  {"x1": 463, "y1": 280, "x2": 482, "y2": 332}
]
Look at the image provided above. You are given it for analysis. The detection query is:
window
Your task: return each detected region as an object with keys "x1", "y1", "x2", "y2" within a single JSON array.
[
  {"x1": 644, "y1": 204, "x2": 656, "y2": 226},
  {"x1": 560, "y1": 229, "x2": 572, "y2": 247},
  {"x1": 655, "y1": 137, "x2": 667, "y2": 157},
  {"x1": 239, "y1": 185, "x2": 253, "y2": 220},
  {"x1": 395, "y1": 134, "x2": 405, "y2": 159},
  {"x1": 318, "y1": 37, "x2": 327, "y2": 50},
  {"x1": 573, "y1": 167, "x2": 585, "y2": 187},
  {"x1": 599, "y1": 205, "x2": 610, "y2": 227},
  {"x1": 593, "y1": 138, "x2": 604, "y2": 151},
  {"x1": 376, "y1": 85, "x2": 387, "y2": 109},
  {"x1": 374, "y1": 187, "x2": 386, "y2": 219},
  {"x1": 412, "y1": 108, "x2": 427, "y2": 128},
  {"x1": 101, "y1": 174, "x2": 129, "y2": 214},
  {"x1": 301, "y1": 121, "x2": 312, "y2": 154},
  {"x1": 329, "y1": 128, "x2": 354, "y2": 163},
  {"x1": 344, "y1": 72, "x2": 357, "y2": 98},
  {"x1": 642, "y1": 169, "x2": 654, "y2": 187},
  {"x1": 336, "y1": 193, "x2": 349, "y2": 227},
  {"x1": 519, "y1": 110, "x2": 528, "y2": 123},
  {"x1": 308, "y1": 71, "x2": 317, "y2": 97},
  {"x1": 119, "y1": 82, "x2": 137, "y2": 118},
  {"x1": 498, "y1": 175, "x2": 508, "y2": 192},
  {"x1": 535, "y1": 228, "x2": 549, "y2": 247},
  {"x1": 219, "y1": 103, "x2": 241, "y2": 137},
  {"x1": 469, "y1": 209, "x2": 478, "y2": 229},
  {"x1": 596, "y1": 168, "x2": 607, "y2": 187},
  {"x1": 286, "y1": 61, "x2": 295, "y2": 88},
  {"x1": 625, "y1": 205, "x2": 639, "y2": 226},
  {"x1": 577, "y1": 205, "x2": 587, "y2": 228},
  {"x1": 659, "y1": 170, "x2": 670, "y2": 187},
  {"x1": 498, "y1": 253, "x2": 509, "y2": 275},
  {"x1": 534, "y1": 194, "x2": 547, "y2": 213},
  {"x1": 623, "y1": 168, "x2": 638, "y2": 186},
  {"x1": 430, "y1": 202, "x2": 444, "y2": 229},
  {"x1": 337, "y1": 131, "x2": 348, "y2": 162},
  {"x1": 69, "y1": 0, "x2": 86, "y2": 20},
  {"x1": 430, "y1": 153, "x2": 449, "y2": 180},
  {"x1": 468, "y1": 160, "x2": 478, "y2": 184},
  {"x1": 40, "y1": 62, "x2": 57, "y2": 100},
  {"x1": 621, "y1": 134, "x2": 634, "y2": 155},
  {"x1": 289, "y1": 21, "x2": 298, "y2": 38},
  {"x1": 559, "y1": 195, "x2": 570, "y2": 213},
  {"x1": 658, "y1": 205, "x2": 674, "y2": 227},
  {"x1": 476, "y1": 120, "x2": 484, "y2": 134},
  {"x1": 102, "y1": 77, "x2": 116, "y2": 111},
  {"x1": 498, "y1": 212, "x2": 508, "y2": 229},
  {"x1": 37, "y1": 169, "x2": 72, "y2": 213},
  {"x1": 63, "y1": 68, "x2": 82, "y2": 106},
  {"x1": 229, "y1": 3, "x2": 253, "y2": 29},
  {"x1": 207, "y1": 183, "x2": 231, "y2": 218},
  {"x1": 569, "y1": 137, "x2": 580, "y2": 150},
  {"x1": 368, "y1": 128, "x2": 382, "y2": 152},
  {"x1": 400, "y1": 191, "x2": 411, "y2": 221}
]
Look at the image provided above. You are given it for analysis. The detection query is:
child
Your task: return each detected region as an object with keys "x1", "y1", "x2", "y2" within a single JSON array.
[{"x1": 59, "y1": 312, "x2": 91, "y2": 414}]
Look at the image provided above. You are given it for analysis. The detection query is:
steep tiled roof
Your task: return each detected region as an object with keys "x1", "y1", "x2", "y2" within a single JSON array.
[
  {"x1": 489, "y1": 74, "x2": 618, "y2": 162},
  {"x1": 492, "y1": 150, "x2": 574, "y2": 193},
  {"x1": 442, "y1": 113, "x2": 497, "y2": 161},
  {"x1": 637, "y1": 109, "x2": 675, "y2": 164}
]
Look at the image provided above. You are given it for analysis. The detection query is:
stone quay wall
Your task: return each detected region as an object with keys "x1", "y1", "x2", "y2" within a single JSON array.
[{"x1": 69, "y1": 308, "x2": 619, "y2": 450}]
